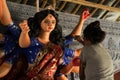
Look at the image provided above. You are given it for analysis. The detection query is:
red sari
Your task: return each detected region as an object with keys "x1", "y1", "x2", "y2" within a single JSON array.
[{"x1": 27, "y1": 42, "x2": 63, "y2": 80}]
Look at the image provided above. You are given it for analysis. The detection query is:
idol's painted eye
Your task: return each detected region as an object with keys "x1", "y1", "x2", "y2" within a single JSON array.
[
  {"x1": 44, "y1": 19, "x2": 50, "y2": 24},
  {"x1": 44, "y1": 19, "x2": 56, "y2": 25},
  {"x1": 51, "y1": 21, "x2": 56, "y2": 24}
]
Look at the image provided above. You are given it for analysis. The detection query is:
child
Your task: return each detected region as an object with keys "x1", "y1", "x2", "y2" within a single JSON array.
[{"x1": 79, "y1": 21, "x2": 114, "y2": 80}]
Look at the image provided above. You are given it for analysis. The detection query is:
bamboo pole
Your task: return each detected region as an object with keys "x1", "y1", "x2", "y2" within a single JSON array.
[
  {"x1": 59, "y1": 0, "x2": 120, "y2": 12},
  {"x1": 52, "y1": 0, "x2": 56, "y2": 9},
  {"x1": 90, "y1": 0, "x2": 105, "y2": 16},
  {"x1": 36, "y1": 0, "x2": 39, "y2": 12},
  {"x1": 58, "y1": 1, "x2": 67, "y2": 11},
  {"x1": 72, "y1": 4, "x2": 81, "y2": 14},
  {"x1": 101, "y1": 0, "x2": 120, "y2": 19},
  {"x1": 41, "y1": 0, "x2": 48, "y2": 8}
]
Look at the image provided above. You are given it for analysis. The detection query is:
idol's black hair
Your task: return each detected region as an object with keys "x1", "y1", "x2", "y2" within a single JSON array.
[{"x1": 27, "y1": 9, "x2": 64, "y2": 49}]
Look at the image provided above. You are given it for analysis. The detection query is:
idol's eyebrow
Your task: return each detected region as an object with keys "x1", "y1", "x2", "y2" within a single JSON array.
[
  {"x1": 44, "y1": 19, "x2": 56, "y2": 23},
  {"x1": 44, "y1": 19, "x2": 49, "y2": 23}
]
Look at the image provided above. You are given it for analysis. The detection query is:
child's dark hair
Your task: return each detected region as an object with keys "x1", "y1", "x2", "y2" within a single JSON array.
[{"x1": 83, "y1": 21, "x2": 106, "y2": 44}]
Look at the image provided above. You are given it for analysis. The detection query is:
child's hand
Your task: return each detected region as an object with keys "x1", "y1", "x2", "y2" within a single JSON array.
[
  {"x1": 81, "y1": 8, "x2": 90, "y2": 21},
  {"x1": 19, "y1": 20, "x2": 30, "y2": 34}
]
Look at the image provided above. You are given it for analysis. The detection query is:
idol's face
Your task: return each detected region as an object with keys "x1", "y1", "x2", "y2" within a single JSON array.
[{"x1": 41, "y1": 14, "x2": 56, "y2": 32}]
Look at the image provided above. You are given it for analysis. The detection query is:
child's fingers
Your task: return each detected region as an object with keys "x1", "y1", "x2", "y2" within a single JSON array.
[{"x1": 82, "y1": 8, "x2": 90, "y2": 19}]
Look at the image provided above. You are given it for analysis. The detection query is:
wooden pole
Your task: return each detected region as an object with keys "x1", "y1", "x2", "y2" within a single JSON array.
[
  {"x1": 58, "y1": 2, "x2": 67, "y2": 11},
  {"x1": 52, "y1": 0, "x2": 56, "y2": 9},
  {"x1": 36, "y1": 0, "x2": 39, "y2": 12},
  {"x1": 90, "y1": 0, "x2": 105, "y2": 16},
  {"x1": 41, "y1": 0, "x2": 48, "y2": 8},
  {"x1": 59, "y1": 0, "x2": 120, "y2": 12}
]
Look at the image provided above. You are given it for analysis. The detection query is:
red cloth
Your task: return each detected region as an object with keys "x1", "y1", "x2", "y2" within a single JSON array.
[{"x1": 27, "y1": 43, "x2": 63, "y2": 80}]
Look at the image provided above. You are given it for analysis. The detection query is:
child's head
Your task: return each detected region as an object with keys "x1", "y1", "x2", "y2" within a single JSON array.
[
  {"x1": 27, "y1": 9, "x2": 59, "y2": 37},
  {"x1": 83, "y1": 21, "x2": 106, "y2": 44}
]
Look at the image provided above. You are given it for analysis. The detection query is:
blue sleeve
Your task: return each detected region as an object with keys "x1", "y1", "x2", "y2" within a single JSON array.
[
  {"x1": 24, "y1": 38, "x2": 43, "y2": 64},
  {"x1": 30, "y1": 38, "x2": 41, "y2": 47},
  {"x1": 64, "y1": 47, "x2": 74, "y2": 57},
  {"x1": 4, "y1": 22, "x2": 21, "y2": 52},
  {"x1": 3, "y1": 22, "x2": 21, "y2": 64},
  {"x1": 6, "y1": 22, "x2": 21, "y2": 39},
  {"x1": 62, "y1": 47, "x2": 75, "y2": 65},
  {"x1": 64, "y1": 34, "x2": 74, "y2": 46}
]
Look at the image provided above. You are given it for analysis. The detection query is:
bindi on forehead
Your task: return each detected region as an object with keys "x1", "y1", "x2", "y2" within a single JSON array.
[
  {"x1": 45, "y1": 14, "x2": 56, "y2": 22},
  {"x1": 47, "y1": 14, "x2": 53, "y2": 17},
  {"x1": 49, "y1": 15, "x2": 53, "y2": 18},
  {"x1": 50, "y1": 15, "x2": 53, "y2": 17}
]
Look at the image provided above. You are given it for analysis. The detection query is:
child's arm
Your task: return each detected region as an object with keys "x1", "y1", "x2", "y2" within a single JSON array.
[
  {"x1": 19, "y1": 20, "x2": 30, "y2": 48},
  {"x1": 71, "y1": 9, "x2": 90, "y2": 37}
]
